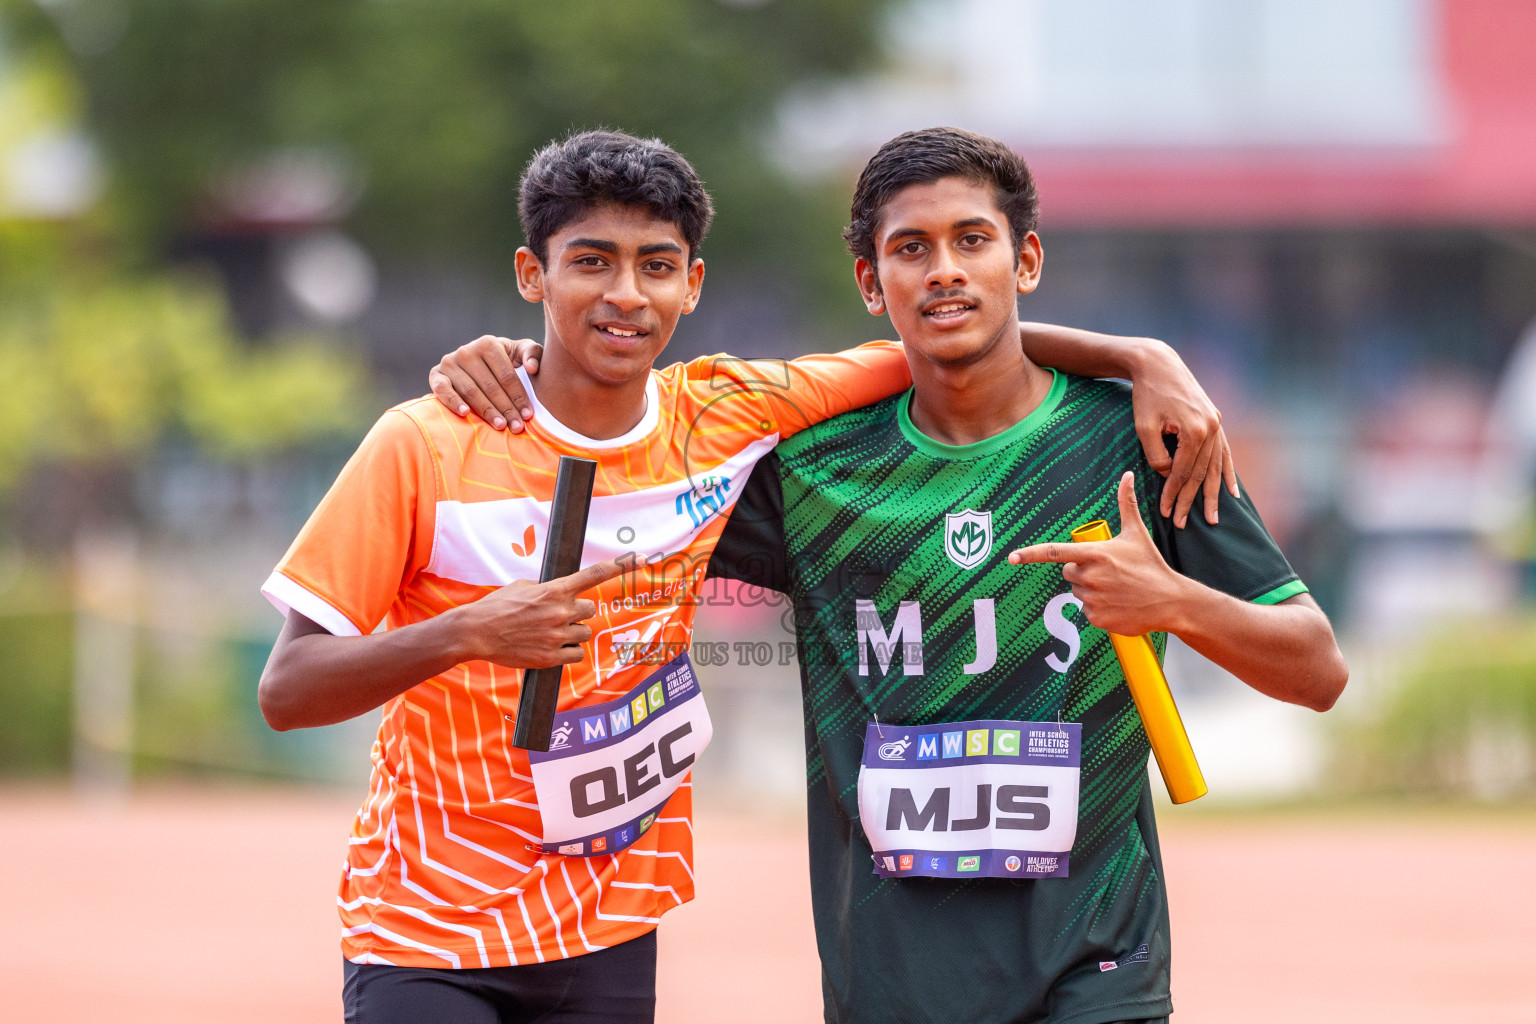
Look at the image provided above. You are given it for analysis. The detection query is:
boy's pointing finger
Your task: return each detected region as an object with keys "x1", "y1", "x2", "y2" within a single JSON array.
[
  {"x1": 556, "y1": 557, "x2": 629, "y2": 595},
  {"x1": 1009, "y1": 543, "x2": 1082, "y2": 566}
]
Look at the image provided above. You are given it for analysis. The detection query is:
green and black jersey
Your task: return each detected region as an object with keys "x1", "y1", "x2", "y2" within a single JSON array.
[{"x1": 709, "y1": 371, "x2": 1305, "y2": 1024}]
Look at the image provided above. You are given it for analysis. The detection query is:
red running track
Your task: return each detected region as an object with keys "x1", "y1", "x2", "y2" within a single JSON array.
[{"x1": 0, "y1": 788, "x2": 1530, "y2": 1023}]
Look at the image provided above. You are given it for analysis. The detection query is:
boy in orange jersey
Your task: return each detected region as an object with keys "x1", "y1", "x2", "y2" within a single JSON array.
[{"x1": 259, "y1": 130, "x2": 1230, "y2": 1023}]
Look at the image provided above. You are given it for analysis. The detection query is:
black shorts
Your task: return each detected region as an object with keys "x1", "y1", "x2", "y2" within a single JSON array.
[{"x1": 342, "y1": 929, "x2": 657, "y2": 1024}]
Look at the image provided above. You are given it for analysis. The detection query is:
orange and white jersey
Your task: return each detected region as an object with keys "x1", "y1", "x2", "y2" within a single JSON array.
[{"x1": 261, "y1": 342, "x2": 910, "y2": 968}]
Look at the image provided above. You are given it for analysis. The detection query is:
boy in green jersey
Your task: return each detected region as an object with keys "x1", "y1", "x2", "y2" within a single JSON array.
[
  {"x1": 704, "y1": 128, "x2": 1347, "y2": 1023},
  {"x1": 426, "y1": 128, "x2": 1345, "y2": 1023}
]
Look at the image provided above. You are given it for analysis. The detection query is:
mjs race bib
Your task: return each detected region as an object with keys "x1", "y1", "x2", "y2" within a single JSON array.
[
  {"x1": 528, "y1": 653, "x2": 711, "y2": 857},
  {"x1": 857, "y1": 719, "x2": 1081, "y2": 879}
]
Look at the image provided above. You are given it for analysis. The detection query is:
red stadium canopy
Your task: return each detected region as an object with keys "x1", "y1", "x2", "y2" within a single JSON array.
[{"x1": 1028, "y1": 0, "x2": 1536, "y2": 229}]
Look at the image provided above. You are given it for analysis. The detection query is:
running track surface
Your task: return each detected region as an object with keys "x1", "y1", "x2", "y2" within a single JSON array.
[{"x1": 0, "y1": 787, "x2": 1531, "y2": 1023}]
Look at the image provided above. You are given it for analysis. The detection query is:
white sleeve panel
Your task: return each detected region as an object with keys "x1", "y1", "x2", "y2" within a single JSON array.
[{"x1": 260, "y1": 571, "x2": 365, "y2": 637}]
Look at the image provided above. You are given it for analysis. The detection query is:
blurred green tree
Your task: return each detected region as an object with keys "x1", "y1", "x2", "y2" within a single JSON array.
[
  {"x1": 8, "y1": 0, "x2": 891, "y2": 278},
  {"x1": 1333, "y1": 619, "x2": 1536, "y2": 802},
  {"x1": 0, "y1": 267, "x2": 367, "y2": 494},
  {"x1": 0, "y1": 50, "x2": 367, "y2": 502}
]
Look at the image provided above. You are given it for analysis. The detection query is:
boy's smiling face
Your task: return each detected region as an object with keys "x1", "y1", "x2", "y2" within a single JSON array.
[
  {"x1": 516, "y1": 202, "x2": 705, "y2": 387},
  {"x1": 855, "y1": 176, "x2": 1041, "y2": 369}
]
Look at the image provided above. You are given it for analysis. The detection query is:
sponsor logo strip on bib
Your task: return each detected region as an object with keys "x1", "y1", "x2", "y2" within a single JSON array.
[
  {"x1": 528, "y1": 652, "x2": 711, "y2": 856},
  {"x1": 857, "y1": 719, "x2": 1081, "y2": 879}
]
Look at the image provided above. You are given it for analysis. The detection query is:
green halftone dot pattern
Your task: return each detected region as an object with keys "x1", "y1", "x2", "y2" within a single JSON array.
[
  {"x1": 776, "y1": 376, "x2": 1176, "y2": 1021},
  {"x1": 778, "y1": 376, "x2": 1161, "y2": 880},
  {"x1": 735, "y1": 372, "x2": 1301, "y2": 1022}
]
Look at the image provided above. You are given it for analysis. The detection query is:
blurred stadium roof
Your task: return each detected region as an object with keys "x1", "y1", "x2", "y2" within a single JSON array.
[{"x1": 779, "y1": 0, "x2": 1536, "y2": 228}]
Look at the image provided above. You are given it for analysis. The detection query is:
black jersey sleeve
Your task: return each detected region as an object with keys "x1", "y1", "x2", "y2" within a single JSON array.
[
  {"x1": 1146, "y1": 471, "x2": 1307, "y2": 605},
  {"x1": 707, "y1": 451, "x2": 791, "y2": 593}
]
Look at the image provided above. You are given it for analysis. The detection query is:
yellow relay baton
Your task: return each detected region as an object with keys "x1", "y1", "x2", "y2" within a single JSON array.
[{"x1": 1070, "y1": 520, "x2": 1208, "y2": 804}]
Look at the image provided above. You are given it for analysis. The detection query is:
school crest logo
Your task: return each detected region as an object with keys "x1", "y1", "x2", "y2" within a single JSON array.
[{"x1": 944, "y1": 510, "x2": 992, "y2": 570}]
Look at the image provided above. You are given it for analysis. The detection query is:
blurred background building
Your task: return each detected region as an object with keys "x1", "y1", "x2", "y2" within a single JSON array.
[{"x1": 2, "y1": 0, "x2": 1535, "y2": 806}]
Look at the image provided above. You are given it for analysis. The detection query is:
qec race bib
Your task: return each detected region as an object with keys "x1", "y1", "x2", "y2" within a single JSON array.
[
  {"x1": 856, "y1": 719, "x2": 1081, "y2": 879},
  {"x1": 528, "y1": 652, "x2": 711, "y2": 856}
]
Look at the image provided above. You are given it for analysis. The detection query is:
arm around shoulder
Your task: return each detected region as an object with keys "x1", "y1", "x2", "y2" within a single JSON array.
[
  {"x1": 1019, "y1": 324, "x2": 1236, "y2": 525},
  {"x1": 732, "y1": 340, "x2": 913, "y2": 437}
]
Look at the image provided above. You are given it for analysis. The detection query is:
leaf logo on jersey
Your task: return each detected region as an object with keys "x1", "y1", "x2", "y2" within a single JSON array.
[
  {"x1": 510, "y1": 525, "x2": 537, "y2": 558},
  {"x1": 944, "y1": 510, "x2": 992, "y2": 570}
]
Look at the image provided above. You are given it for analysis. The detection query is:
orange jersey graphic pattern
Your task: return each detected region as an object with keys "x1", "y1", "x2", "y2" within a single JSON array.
[{"x1": 262, "y1": 343, "x2": 910, "y2": 967}]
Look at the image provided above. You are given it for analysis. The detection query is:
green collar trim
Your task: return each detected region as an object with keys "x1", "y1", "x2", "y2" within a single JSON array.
[{"x1": 896, "y1": 368, "x2": 1065, "y2": 460}]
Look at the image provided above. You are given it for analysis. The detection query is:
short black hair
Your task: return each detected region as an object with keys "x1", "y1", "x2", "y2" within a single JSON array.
[
  {"x1": 843, "y1": 127, "x2": 1039, "y2": 268},
  {"x1": 518, "y1": 130, "x2": 714, "y2": 264}
]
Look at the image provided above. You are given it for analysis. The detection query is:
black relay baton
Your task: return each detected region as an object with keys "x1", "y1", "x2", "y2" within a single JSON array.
[{"x1": 511, "y1": 455, "x2": 598, "y2": 751}]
